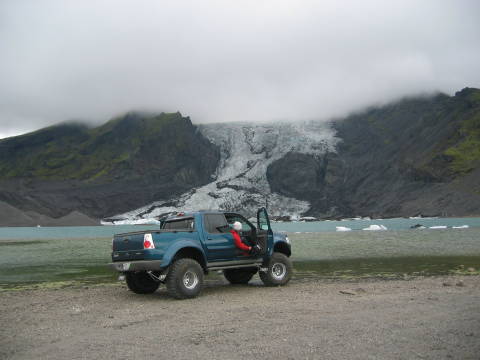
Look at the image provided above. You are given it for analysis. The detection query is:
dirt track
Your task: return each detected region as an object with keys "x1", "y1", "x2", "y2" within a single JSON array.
[{"x1": 1, "y1": 276, "x2": 479, "y2": 360}]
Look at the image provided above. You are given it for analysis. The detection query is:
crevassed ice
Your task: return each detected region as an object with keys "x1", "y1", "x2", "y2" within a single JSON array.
[{"x1": 115, "y1": 121, "x2": 339, "y2": 223}]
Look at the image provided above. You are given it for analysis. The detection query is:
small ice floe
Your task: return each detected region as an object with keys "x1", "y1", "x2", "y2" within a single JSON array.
[
  {"x1": 299, "y1": 216, "x2": 317, "y2": 222},
  {"x1": 452, "y1": 225, "x2": 469, "y2": 229},
  {"x1": 410, "y1": 215, "x2": 438, "y2": 220},
  {"x1": 429, "y1": 225, "x2": 447, "y2": 229},
  {"x1": 336, "y1": 226, "x2": 352, "y2": 232},
  {"x1": 362, "y1": 224, "x2": 387, "y2": 231},
  {"x1": 341, "y1": 216, "x2": 371, "y2": 221}
]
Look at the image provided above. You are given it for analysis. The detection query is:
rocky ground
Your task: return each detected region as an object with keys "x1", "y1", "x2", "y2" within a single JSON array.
[{"x1": 1, "y1": 275, "x2": 479, "y2": 360}]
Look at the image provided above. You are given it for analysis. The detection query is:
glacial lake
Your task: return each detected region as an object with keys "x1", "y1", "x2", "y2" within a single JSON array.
[{"x1": 1, "y1": 217, "x2": 479, "y2": 291}]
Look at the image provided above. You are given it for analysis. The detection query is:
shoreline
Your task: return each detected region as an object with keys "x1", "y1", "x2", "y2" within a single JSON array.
[
  {"x1": 2, "y1": 262, "x2": 479, "y2": 293},
  {"x1": 1, "y1": 275, "x2": 479, "y2": 359},
  {"x1": 1, "y1": 214, "x2": 480, "y2": 228}
]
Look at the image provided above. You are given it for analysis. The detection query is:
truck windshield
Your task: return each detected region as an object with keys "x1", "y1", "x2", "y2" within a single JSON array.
[{"x1": 162, "y1": 218, "x2": 195, "y2": 230}]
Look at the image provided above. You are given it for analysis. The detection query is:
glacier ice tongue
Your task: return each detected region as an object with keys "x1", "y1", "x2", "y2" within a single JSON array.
[{"x1": 115, "y1": 121, "x2": 339, "y2": 222}]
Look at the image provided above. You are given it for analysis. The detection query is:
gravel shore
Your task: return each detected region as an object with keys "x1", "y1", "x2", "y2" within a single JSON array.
[{"x1": 1, "y1": 275, "x2": 479, "y2": 360}]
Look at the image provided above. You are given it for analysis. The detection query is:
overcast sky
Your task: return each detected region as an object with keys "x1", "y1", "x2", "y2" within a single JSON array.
[{"x1": 1, "y1": 0, "x2": 479, "y2": 138}]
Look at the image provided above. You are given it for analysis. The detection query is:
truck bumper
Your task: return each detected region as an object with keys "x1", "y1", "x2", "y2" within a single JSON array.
[{"x1": 109, "y1": 260, "x2": 163, "y2": 272}]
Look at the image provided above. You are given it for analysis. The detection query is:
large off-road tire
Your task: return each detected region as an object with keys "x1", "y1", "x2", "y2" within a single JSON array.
[
  {"x1": 260, "y1": 252, "x2": 292, "y2": 286},
  {"x1": 223, "y1": 267, "x2": 257, "y2": 284},
  {"x1": 166, "y1": 258, "x2": 204, "y2": 299},
  {"x1": 125, "y1": 271, "x2": 160, "y2": 294}
]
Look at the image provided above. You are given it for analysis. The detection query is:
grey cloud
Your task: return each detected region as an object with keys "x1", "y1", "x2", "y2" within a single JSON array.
[{"x1": 1, "y1": 0, "x2": 479, "y2": 138}]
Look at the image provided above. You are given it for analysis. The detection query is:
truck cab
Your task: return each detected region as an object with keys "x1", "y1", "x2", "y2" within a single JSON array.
[{"x1": 110, "y1": 208, "x2": 292, "y2": 299}]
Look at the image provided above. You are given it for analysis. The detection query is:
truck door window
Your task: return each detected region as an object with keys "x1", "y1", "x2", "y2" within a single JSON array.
[
  {"x1": 204, "y1": 214, "x2": 229, "y2": 234},
  {"x1": 225, "y1": 215, "x2": 253, "y2": 234},
  {"x1": 257, "y1": 208, "x2": 271, "y2": 231}
]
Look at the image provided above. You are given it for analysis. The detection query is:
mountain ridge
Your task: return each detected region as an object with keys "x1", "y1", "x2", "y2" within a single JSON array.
[
  {"x1": 0, "y1": 112, "x2": 220, "y2": 224},
  {"x1": 267, "y1": 87, "x2": 480, "y2": 218},
  {"x1": 0, "y1": 88, "x2": 479, "y2": 225}
]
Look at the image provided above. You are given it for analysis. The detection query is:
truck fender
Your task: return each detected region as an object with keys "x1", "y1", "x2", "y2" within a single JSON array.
[
  {"x1": 162, "y1": 239, "x2": 207, "y2": 270},
  {"x1": 273, "y1": 240, "x2": 291, "y2": 257},
  {"x1": 272, "y1": 232, "x2": 291, "y2": 257}
]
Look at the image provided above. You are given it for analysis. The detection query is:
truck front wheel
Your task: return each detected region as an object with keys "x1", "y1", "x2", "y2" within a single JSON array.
[
  {"x1": 223, "y1": 268, "x2": 257, "y2": 284},
  {"x1": 260, "y1": 252, "x2": 292, "y2": 286},
  {"x1": 125, "y1": 271, "x2": 160, "y2": 294},
  {"x1": 166, "y1": 258, "x2": 204, "y2": 299}
]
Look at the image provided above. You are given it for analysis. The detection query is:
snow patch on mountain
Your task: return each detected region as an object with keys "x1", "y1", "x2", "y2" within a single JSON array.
[{"x1": 113, "y1": 121, "x2": 338, "y2": 222}]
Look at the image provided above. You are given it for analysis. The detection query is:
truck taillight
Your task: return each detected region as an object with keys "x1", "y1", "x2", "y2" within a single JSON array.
[{"x1": 143, "y1": 233, "x2": 155, "y2": 249}]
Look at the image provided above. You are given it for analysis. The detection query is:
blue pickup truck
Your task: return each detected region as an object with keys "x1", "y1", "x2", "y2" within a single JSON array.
[{"x1": 110, "y1": 208, "x2": 292, "y2": 299}]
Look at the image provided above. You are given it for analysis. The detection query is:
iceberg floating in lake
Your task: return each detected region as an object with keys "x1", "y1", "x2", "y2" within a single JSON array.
[
  {"x1": 299, "y1": 216, "x2": 317, "y2": 222},
  {"x1": 429, "y1": 225, "x2": 447, "y2": 229},
  {"x1": 452, "y1": 225, "x2": 469, "y2": 229},
  {"x1": 362, "y1": 224, "x2": 387, "y2": 231},
  {"x1": 336, "y1": 226, "x2": 352, "y2": 232}
]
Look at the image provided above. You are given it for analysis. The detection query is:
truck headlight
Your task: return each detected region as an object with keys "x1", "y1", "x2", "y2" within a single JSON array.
[{"x1": 285, "y1": 236, "x2": 290, "y2": 244}]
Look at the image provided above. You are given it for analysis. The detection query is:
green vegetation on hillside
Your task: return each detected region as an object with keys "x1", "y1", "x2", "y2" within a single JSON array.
[
  {"x1": 444, "y1": 113, "x2": 480, "y2": 174},
  {"x1": 0, "y1": 112, "x2": 188, "y2": 181}
]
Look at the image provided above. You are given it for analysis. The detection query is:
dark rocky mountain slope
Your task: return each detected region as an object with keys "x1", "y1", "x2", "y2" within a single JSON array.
[
  {"x1": 0, "y1": 112, "x2": 220, "y2": 225},
  {"x1": 267, "y1": 87, "x2": 480, "y2": 218},
  {"x1": 1, "y1": 88, "x2": 479, "y2": 226}
]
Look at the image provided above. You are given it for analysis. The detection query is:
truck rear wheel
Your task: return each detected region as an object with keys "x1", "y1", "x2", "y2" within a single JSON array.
[
  {"x1": 223, "y1": 268, "x2": 257, "y2": 284},
  {"x1": 260, "y1": 252, "x2": 292, "y2": 286},
  {"x1": 166, "y1": 258, "x2": 204, "y2": 299},
  {"x1": 125, "y1": 271, "x2": 160, "y2": 294}
]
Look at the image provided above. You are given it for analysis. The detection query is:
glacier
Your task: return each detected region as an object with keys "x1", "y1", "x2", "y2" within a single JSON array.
[{"x1": 109, "y1": 121, "x2": 339, "y2": 224}]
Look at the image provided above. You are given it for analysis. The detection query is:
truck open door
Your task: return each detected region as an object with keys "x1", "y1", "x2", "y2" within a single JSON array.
[{"x1": 256, "y1": 207, "x2": 272, "y2": 255}]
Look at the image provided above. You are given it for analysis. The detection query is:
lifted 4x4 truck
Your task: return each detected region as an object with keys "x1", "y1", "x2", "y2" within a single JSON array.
[{"x1": 109, "y1": 208, "x2": 292, "y2": 299}]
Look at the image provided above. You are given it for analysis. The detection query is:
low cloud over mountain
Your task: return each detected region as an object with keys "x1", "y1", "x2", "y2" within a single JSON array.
[{"x1": 1, "y1": 1, "x2": 480, "y2": 138}]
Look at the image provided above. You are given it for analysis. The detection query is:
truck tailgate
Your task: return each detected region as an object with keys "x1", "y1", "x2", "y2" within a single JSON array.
[
  {"x1": 113, "y1": 232, "x2": 145, "y2": 251},
  {"x1": 112, "y1": 232, "x2": 148, "y2": 261}
]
